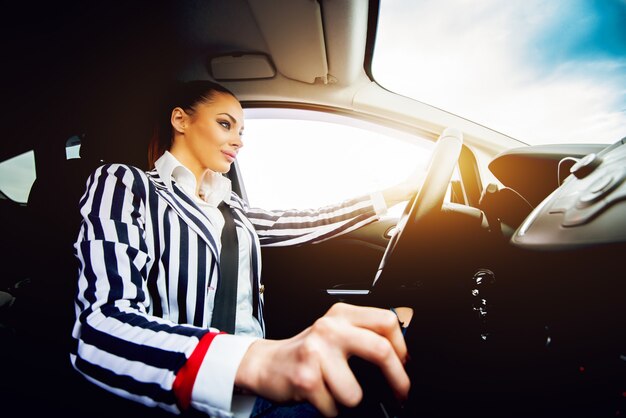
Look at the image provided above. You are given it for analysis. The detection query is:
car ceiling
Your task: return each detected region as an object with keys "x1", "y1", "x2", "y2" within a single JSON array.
[
  {"x1": 177, "y1": 0, "x2": 372, "y2": 86},
  {"x1": 2, "y1": 0, "x2": 520, "y2": 164},
  {"x1": 2, "y1": 0, "x2": 375, "y2": 161}
]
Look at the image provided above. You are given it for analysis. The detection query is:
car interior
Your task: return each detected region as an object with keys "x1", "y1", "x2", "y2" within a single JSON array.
[{"x1": 1, "y1": 1, "x2": 624, "y2": 417}]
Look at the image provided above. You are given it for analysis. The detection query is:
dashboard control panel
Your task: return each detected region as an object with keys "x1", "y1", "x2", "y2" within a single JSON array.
[{"x1": 512, "y1": 139, "x2": 626, "y2": 249}]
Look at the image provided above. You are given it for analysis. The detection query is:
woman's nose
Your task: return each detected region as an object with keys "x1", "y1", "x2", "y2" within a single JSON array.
[{"x1": 232, "y1": 134, "x2": 243, "y2": 149}]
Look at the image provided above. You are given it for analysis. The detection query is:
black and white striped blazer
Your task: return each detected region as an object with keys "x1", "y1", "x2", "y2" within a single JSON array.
[{"x1": 70, "y1": 163, "x2": 382, "y2": 413}]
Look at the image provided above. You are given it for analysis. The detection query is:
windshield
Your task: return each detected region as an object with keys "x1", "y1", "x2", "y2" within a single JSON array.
[{"x1": 372, "y1": 0, "x2": 626, "y2": 145}]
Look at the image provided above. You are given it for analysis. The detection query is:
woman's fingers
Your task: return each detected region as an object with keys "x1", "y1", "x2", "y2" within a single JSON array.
[
  {"x1": 334, "y1": 324, "x2": 410, "y2": 400},
  {"x1": 355, "y1": 334, "x2": 410, "y2": 400},
  {"x1": 325, "y1": 303, "x2": 408, "y2": 363},
  {"x1": 393, "y1": 306, "x2": 414, "y2": 328},
  {"x1": 319, "y1": 346, "x2": 363, "y2": 408},
  {"x1": 285, "y1": 331, "x2": 340, "y2": 417},
  {"x1": 304, "y1": 380, "x2": 338, "y2": 417},
  {"x1": 311, "y1": 305, "x2": 410, "y2": 402},
  {"x1": 235, "y1": 303, "x2": 411, "y2": 415}
]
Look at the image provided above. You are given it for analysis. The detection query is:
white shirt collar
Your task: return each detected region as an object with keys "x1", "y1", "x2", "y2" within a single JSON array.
[{"x1": 154, "y1": 151, "x2": 232, "y2": 207}]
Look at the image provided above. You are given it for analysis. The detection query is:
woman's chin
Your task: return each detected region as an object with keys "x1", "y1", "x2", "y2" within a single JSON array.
[{"x1": 217, "y1": 163, "x2": 232, "y2": 174}]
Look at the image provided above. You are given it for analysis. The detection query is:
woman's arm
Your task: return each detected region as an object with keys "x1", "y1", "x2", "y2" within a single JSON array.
[
  {"x1": 380, "y1": 176, "x2": 422, "y2": 208},
  {"x1": 72, "y1": 164, "x2": 222, "y2": 414},
  {"x1": 234, "y1": 167, "x2": 423, "y2": 247},
  {"x1": 235, "y1": 193, "x2": 384, "y2": 247}
]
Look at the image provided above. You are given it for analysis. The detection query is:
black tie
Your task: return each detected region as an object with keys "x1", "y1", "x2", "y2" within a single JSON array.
[{"x1": 211, "y1": 202, "x2": 239, "y2": 333}]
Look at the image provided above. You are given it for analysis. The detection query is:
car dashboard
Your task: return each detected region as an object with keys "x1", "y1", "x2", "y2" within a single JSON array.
[
  {"x1": 512, "y1": 137, "x2": 626, "y2": 250},
  {"x1": 374, "y1": 137, "x2": 626, "y2": 417}
]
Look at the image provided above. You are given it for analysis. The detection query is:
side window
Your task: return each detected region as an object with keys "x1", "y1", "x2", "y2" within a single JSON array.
[
  {"x1": 65, "y1": 135, "x2": 82, "y2": 160},
  {"x1": 0, "y1": 135, "x2": 83, "y2": 204},
  {"x1": 238, "y1": 109, "x2": 434, "y2": 215},
  {"x1": 0, "y1": 151, "x2": 36, "y2": 204}
]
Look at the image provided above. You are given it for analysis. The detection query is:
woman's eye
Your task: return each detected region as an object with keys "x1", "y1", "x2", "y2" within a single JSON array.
[{"x1": 218, "y1": 120, "x2": 231, "y2": 129}]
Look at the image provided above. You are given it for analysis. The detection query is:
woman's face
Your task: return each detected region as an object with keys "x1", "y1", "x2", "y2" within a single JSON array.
[{"x1": 171, "y1": 92, "x2": 244, "y2": 176}]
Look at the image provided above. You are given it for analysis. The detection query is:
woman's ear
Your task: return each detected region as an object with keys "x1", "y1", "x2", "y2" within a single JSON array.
[{"x1": 171, "y1": 107, "x2": 187, "y2": 134}]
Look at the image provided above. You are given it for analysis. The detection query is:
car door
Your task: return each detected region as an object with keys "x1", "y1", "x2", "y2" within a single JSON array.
[{"x1": 234, "y1": 107, "x2": 434, "y2": 338}]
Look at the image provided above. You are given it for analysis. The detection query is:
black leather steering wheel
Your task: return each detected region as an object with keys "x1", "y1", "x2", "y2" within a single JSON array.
[{"x1": 373, "y1": 127, "x2": 464, "y2": 287}]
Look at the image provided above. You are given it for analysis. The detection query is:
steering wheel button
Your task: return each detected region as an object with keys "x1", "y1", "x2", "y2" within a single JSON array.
[
  {"x1": 575, "y1": 174, "x2": 620, "y2": 208},
  {"x1": 570, "y1": 153, "x2": 602, "y2": 179},
  {"x1": 562, "y1": 210, "x2": 590, "y2": 227},
  {"x1": 589, "y1": 174, "x2": 613, "y2": 193},
  {"x1": 578, "y1": 192, "x2": 601, "y2": 205},
  {"x1": 563, "y1": 200, "x2": 605, "y2": 227}
]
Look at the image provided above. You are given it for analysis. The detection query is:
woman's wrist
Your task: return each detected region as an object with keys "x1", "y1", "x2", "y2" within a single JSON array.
[
  {"x1": 382, "y1": 183, "x2": 415, "y2": 208},
  {"x1": 234, "y1": 338, "x2": 273, "y2": 395}
]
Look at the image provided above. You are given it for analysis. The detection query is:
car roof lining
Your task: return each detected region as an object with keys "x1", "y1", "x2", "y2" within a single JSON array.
[
  {"x1": 0, "y1": 1, "x2": 519, "y2": 164},
  {"x1": 177, "y1": 0, "x2": 369, "y2": 87}
]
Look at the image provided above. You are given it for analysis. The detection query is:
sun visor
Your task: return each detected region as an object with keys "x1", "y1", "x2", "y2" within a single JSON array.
[
  {"x1": 247, "y1": 0, "x2": 328, "y2": 84},
  {"x1": 208, "y1": 53, "x2": 276, "y2": 81}
]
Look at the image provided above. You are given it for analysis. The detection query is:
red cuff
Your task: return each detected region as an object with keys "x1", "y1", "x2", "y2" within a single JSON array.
[{"x1": 173, "y1": 332, "x2": 225, "y2": 411}]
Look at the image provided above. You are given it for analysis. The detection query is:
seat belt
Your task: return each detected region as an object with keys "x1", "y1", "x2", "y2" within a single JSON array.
[{"x1": 211, "y1": 202, "x2": 239, "y2": 333}]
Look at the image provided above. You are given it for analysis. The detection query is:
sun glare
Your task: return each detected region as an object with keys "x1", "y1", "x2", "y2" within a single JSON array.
[{"x1": 238, "y1": 114, "x2": 432, "y2": 211}]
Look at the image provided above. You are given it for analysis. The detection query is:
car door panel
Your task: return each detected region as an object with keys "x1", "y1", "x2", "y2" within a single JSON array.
[{"x1": 260, "y1": 217, "x2": 396, "y2": 339}]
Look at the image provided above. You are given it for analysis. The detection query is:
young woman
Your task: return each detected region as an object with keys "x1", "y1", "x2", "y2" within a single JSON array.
[{"x1": 72, "y1": 80, "x2": 416, "y2": 417}]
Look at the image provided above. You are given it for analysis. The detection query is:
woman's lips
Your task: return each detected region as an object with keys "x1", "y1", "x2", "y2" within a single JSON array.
[{"x1": 222, "y1": 150, "x2": 236, "y2": 162}]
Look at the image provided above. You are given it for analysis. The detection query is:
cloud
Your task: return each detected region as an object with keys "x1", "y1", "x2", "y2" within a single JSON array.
[{"x1": 373, "y1": 0, "x2": 626, "y2": 144}]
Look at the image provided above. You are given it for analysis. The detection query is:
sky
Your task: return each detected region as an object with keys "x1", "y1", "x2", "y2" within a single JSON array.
[{"x1": 372, "y1": 0, "x2": 626, "y2": 145}]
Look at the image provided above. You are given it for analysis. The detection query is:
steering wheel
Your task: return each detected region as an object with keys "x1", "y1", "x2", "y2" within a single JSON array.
[{"x1": 372, "y1": 127, "x2": 464, "y2": 288}]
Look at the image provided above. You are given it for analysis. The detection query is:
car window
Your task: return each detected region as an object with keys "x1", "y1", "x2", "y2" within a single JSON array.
[
  {"x1": 372, "y1": 0, "x2": 626, "y2": 145},
  {"x1": 66, "y1": 135, "x2": 81, "y2": 160},
  {"x1": 0, "y1": 151, "x2": 36, "y2": 204},
  {"x1": 238, "y1": 108, "x2": 434, "y2": 216},
  {"x1": 0, "y1": 136, "x2": 83, "y2": 204}
]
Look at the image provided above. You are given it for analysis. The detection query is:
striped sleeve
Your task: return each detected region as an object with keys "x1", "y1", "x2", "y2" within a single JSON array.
[
  {"x1": 71, "y1": 164, "x2": 218, "y2": 415},
  {"x1": 232, "y1": 193, "x2": 384, "y2": 247}
]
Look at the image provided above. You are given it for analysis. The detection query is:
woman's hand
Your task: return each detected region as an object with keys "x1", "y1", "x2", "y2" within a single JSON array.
[
  {"x1": 381, "y1": 167, "x2": 426, "y2": 208},
  {"x1": 234, "y1": 303, "x2": 410, "y2": 417}
]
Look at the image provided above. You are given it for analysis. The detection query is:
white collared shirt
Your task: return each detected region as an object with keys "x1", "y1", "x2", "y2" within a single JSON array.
[
  {"x1": 155, "y1": 151, "x2": 263, "y2": 339},
  {"x1": 155, "y1": 151, "x2": 260, "y2": 417}
]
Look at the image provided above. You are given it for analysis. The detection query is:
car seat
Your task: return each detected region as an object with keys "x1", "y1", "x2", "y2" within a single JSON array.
[{"x1": 1, "y1": 128, "x2": 103, "y2": 415}]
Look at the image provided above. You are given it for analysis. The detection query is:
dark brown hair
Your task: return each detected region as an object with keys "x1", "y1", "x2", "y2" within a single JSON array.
[{"x1": 147, "y1": 80, "x2": 237, "y2": 169}]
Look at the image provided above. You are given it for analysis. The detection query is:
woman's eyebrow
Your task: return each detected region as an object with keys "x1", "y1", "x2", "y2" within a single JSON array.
[{"x1": 217, "y1": 112, "x2": 239, "y2": 126}]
